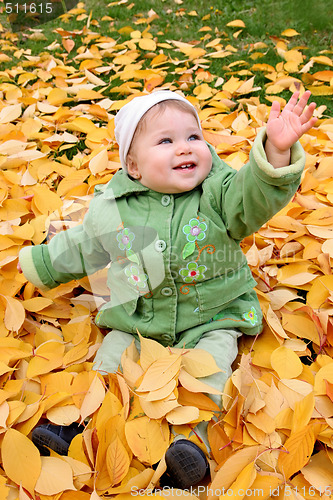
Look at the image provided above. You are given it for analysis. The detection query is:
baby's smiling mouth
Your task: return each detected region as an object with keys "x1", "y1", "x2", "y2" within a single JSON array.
[{"x1": 173, "y1": 163, "x2": 196, "y2": 170}]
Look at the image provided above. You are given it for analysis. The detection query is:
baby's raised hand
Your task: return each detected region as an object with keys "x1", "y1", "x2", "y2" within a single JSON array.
[{"x1": 266, "y1": 91, "x2": 317, "y2": 153}]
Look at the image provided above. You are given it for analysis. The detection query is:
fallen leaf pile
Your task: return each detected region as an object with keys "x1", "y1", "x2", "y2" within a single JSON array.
[{"x1": 0, "y1": 1, "x2": 333, "y2": 498}]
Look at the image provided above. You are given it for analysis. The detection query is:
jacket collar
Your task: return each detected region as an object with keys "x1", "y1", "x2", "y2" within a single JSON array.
[
  {"x1": 101, "y1": 142, "x2": 224, "y2": 199},
  {"x1": 102, "y1": 169, "x2": 149, "y2": 199}
]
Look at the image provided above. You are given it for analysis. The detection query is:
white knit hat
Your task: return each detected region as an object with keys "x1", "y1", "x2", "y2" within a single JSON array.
[{"x1": 114, "y1": 90, "x2": 201, "y2": 171}]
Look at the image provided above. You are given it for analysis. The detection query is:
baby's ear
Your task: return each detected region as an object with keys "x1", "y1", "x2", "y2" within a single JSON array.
[{"x1": 126, "y1": 155, "x2": 141, "y2": 179}]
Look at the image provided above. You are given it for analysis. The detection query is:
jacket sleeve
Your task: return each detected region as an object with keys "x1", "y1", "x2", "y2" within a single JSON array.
[
  {"x1": 207, "y1": 127, "x2": 305, "y2": 241},
  {"x1": 19, "y1": 194, "x2": 111, "y2": 290}
]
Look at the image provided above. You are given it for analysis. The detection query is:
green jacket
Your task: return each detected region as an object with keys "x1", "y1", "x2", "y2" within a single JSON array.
[{"x1": 19, "y1": 129, "x2": 305, "y2": 347}]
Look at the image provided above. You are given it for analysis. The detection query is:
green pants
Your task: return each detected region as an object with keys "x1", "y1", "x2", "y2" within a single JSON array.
[
  {"x1": 93, "y1": 327, "x2": 241, "y2": 451},
  {"x1": 93, "y1": 327, "x2": 241, "y2": 407}
]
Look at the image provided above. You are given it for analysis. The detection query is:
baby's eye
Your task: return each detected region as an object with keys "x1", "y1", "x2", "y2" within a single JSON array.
[
  {"x1": 159, "y1": 138, "x2": 172, "y2": 144},
  {"x1": 188, "y1": 134, "x2": 200, "y2": 141}
]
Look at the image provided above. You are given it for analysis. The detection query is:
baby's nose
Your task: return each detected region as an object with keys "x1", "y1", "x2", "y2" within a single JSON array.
[{"x1": 176, "y1": 140, "x2": 191, "y2": 154}]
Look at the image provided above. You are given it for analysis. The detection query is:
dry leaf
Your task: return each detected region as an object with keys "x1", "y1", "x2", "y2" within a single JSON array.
[
  {"x1": 2, "y1": 429, "x2": 41, "y2": 496},
  {"x1": 35, "y1": 456, "x2": 76, "y2": 495}
]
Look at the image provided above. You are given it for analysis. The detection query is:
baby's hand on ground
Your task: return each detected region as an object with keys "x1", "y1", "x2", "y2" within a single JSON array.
[{"x1": 266, "y1": 91, "x2": 317, "y2": 153}]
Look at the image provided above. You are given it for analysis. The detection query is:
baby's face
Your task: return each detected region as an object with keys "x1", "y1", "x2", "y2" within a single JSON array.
[{"x1": 126, "y1": 106, "x2": 212, "y2": 194}]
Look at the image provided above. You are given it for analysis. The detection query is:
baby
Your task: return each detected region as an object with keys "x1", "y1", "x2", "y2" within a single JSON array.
[{"x1": 19, "y1": 89, "x2": 316, "y2": 489}]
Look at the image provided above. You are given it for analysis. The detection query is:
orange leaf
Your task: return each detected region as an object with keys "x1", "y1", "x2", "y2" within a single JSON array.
[
  {"x1": 63, "y1": 38, "x2": 75, "y2": 53},
  {"x1": 277, "y1": 424, "x2": 316, "y2": 479},
  {"x1": 106, "y1": 436, "x2": 131, "y2": 486},
  {"x1": 2, "y1": 428, "x2": 41, "y2": 496},
  {"x1": 125, "y1": 416, "x2": 169, "y2": 466}
]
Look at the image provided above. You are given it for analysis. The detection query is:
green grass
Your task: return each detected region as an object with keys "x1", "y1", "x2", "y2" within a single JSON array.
[{"x1": 0, "y1": 0, "x2": 332, "y2": 112}]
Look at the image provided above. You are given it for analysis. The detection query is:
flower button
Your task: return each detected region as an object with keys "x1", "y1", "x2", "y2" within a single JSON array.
[
  {"x1": 124, "y1": 265, "x2": 148, "y2": 290},
  {"x1": 179, "y1": 261, "x2": 207, "y2": 283},
  {"x1": 183, "y1": 218, "x2": 207, "y2": 243},
  {"x1": 243, "y1": 307, "x2": 258, "y2": 326},
  {"x1": 117, "y1": 228, "x2": 135, "y2": 251}
]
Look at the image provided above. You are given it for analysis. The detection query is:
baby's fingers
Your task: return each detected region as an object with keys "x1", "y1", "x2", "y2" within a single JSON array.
[
  {"x1": 284, "y1": 91, "x2": 300, "y2": 111},
  {"x1": 268, "y1": 100, "x2": 281, "y2": 121},
  {"x1": 301, "y1": 115, "x2": 318, "y2": 135},
  {"x1": 300, "y1": 101, "x2": 317, "y2": 124},
  {"x1": 292, "y1": 90, "x2": 313, "y2": 116}
]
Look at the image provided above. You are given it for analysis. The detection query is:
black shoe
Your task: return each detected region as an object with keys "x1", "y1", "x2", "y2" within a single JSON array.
[
  {"x1": 31, "y1": 422, "x2": 84, "y2": 456},
  {"x1": 160, "y1": 439, "x2": 209, "y2": 490}
]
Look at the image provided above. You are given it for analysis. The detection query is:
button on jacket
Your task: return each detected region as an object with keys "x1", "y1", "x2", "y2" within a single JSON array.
[{"x1": 19, "y1": 129, "x2": 305, "y2": 347}]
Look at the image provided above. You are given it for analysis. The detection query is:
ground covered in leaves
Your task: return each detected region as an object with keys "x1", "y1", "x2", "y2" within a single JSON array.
[{"x1": 0, "y1": 1, "x2": 333, "y2": 499}]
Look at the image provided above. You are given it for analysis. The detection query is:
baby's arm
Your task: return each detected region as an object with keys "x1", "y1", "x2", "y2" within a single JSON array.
[
  {"x1": 265, "y1": 91, "x2": 317, "y2": 169},
  {"x1": 18, "y1": 198, "x2": 111, "y2": 290}
]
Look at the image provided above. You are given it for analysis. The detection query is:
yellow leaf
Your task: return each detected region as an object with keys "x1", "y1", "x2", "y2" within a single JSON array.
[
  {"x1": 307, "y1": 276, "x2": 333, "y2": 308},
  {"x1": 270, "y1": 346, "x2": 303, "y2": 379},
  {"x1": 2, "y1": 428, "x2": 41, "y2": 496},
  {"x1": 0, "y1": 295, "x2": 25, "y2": 333},
  {"x1": 0, "y1": 401, "x2": 9, "y2": 427},
  {"x1": 178, "y1": 368, "x2": 222, "y2": 394},
  {"x1": 35, "y1": 456, "x2": 76, "y2": 495},
  {"x1": 281, "y1": 312, "x2": 321, "y2": 345},
  {"x1": 166, "y1": 405, "x2": 199, "y2": 425},
  {"x1": 0, "y1": 476, "x2": 10, "y2": 499},
  {"x1": 106, "y1": 437, "x2": 131, "y2": 486},
  {"x1": 140, "y1": 393, "x2": 179, "y2": 420},
  {"x1": 281, "y1": 28, "x2": 300, "y2": 37},
  {"x1": 89, "y1": 148, "x2": 109, "y2": 175},
  {"x1": 95, "y1": 391, "x2": 123, "y2": 431},
  {"x1": 47, "y1": 88, "x2": 69, "y2": 106},
  {"x1": 125, "y1": 416, "x2": 169, "y2": 465},
  {"x1": 47, "y1": 405, "x2": 81, "y2": 426},
  {"x1": 246, "y1": 473, "x2": 283, "y2": 499},
  {"x1": 278, "y1": 424, "x2": 316, "y2": 479},
  {"x1": 27, "y1": 340, "x2": 65, "y2": 378},
  {"x1": 227, "y1": 19, "x2": 246, "y2": 28},
  {"x1": 193, "y1": 83, "x2": 214, "y2": 100},
  {"x1": 292, "y1": 392, "x2": 315, "y2": 432},
  {"x1": 178, "y1": 348, "x2": 221, "y2": 377},
  {"x1": 0, "y1": 139, "x2": 27, "y2": 155},
  {"x1": 139, "y1": 38, "x2": 157, "y2": 51},
  {"x1": 220, "y1": 462, "x2": 256, "y2": 499},
  {"x1": 136, "y1": 353, "x2": 181, "y2": 392},
  {"x1": 80, "y1": 373, "x2": 105, "y2": 422},
  {"x1": 311, "y1": 55, "x2": 333, "y2": 67},
  {"x1": 0, "y1": 104, "x2": 22, "y2": 124},
  {"x1": 0, "y1": 337, "x2": 32, "y2": 364},
  {"x1": 66, "y1": 117, "x2": 98, "y2": 134},
  {"x1": 144, "y1": 379, "x2": 176, "y2": 401},
  {"x1": 301, "y1": 450, "x2": 333, "y2": 491},
  {"x1": 139, "y1": 334, "x2": 168, "y2": 371},
  {"x1": 31, "y1": 184, "x2": 63, "y2": 215},
  {"x1": 22, "y1": 297, "x2": 54, "y2": 312},
  {"x1": 208, "y1": 446, "x2": 262, "y2": 500},
  {"x1": 178, "y1": 386, "x2": 220, "y2": 412},
  {"x1": 61, "y1": 455, "x2": 92, "y2": 491},
  {"x1": 57, "y1": 169, "x2": 90, "y2": 197},
  {"x1": 246, "y1": 411, "x2": 276, "y2": 434},
  {"x1": 314, "y1": 362, "x2": 333, "y2": 395},
  {"x1": 106, "y1": 468, "x2": 155, "y2": 495},
  {"x1": 62, "y1": 343, "x2": 90, "y2": 367},
  {"x1": 266, "y1": 305, "x2": 289, "y2": 339}
]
